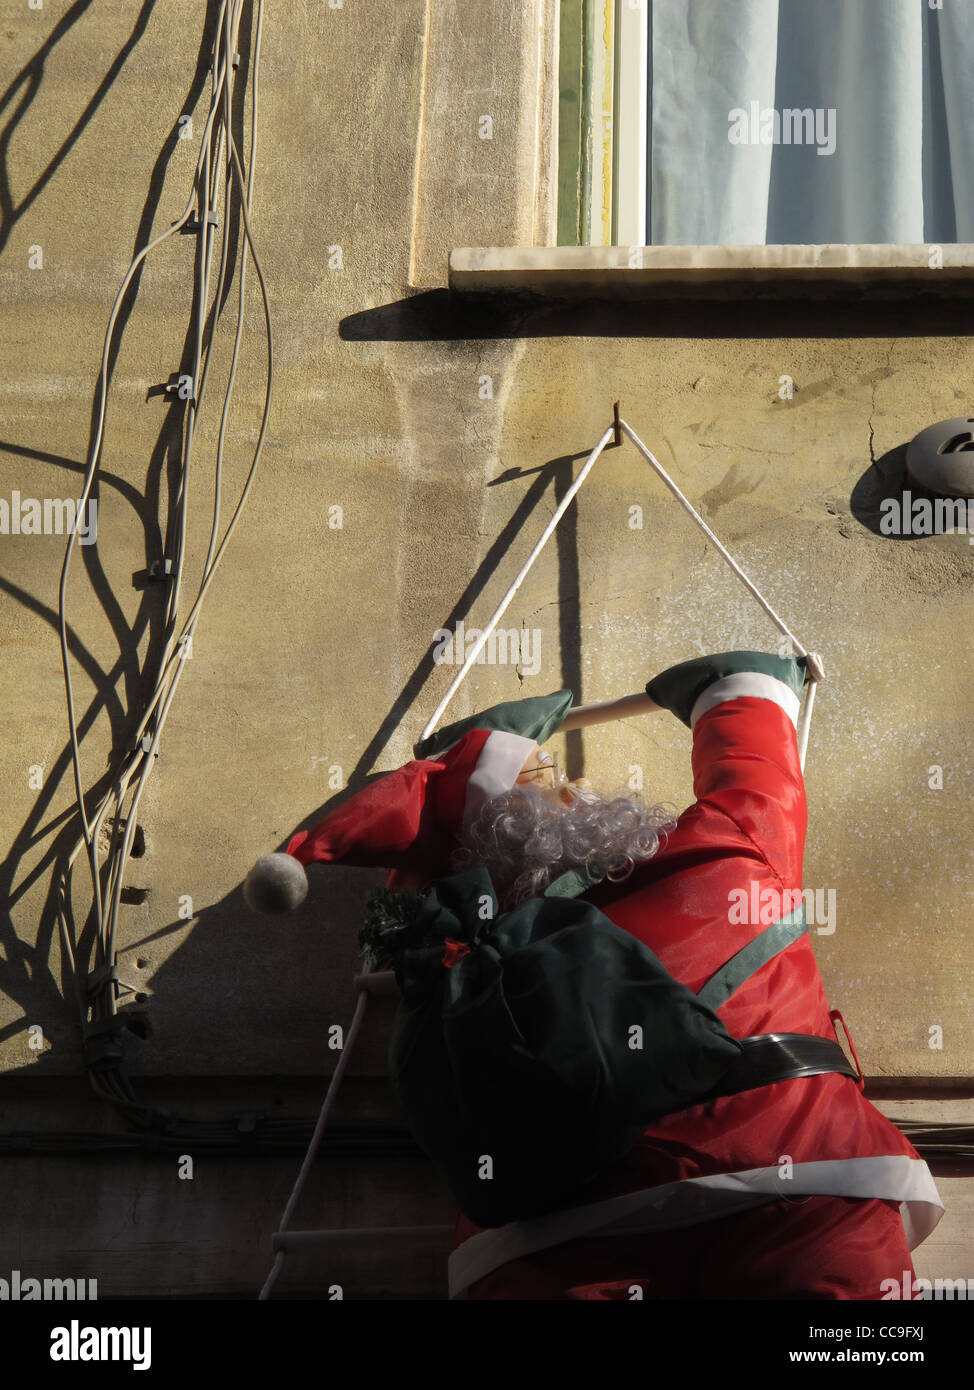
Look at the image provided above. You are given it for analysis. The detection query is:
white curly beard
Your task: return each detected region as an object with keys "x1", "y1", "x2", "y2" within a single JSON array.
[{"x1": 450, "y1": 784, "x2": 679, "y2": 912}]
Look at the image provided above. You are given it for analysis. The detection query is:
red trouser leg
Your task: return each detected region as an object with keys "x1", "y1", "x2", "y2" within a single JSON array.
[
  {"x1": 691, "y1": 1195, "x2": 916, "y2": 1300},
  {"x1": 463, "y1": 1197, "x2": 915, "y2": 1301}
]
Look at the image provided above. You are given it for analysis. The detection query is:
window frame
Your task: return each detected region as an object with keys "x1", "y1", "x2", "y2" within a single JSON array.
[{"x1": 410, "y1": 0, "x2": 974, "y2": 296}]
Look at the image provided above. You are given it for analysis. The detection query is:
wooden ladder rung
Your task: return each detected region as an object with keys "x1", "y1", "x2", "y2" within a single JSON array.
[{"x1": 273, "y1": 1225, "x2": 453, "y2": 1251}]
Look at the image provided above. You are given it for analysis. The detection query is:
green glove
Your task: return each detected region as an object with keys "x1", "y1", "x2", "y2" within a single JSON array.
[{"x1": 646, "y1": 650, "x2": 808, "y2": 729}]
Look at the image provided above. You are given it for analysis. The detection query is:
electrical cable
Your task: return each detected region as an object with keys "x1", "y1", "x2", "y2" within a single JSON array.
[{"x1": 54, "y1": 0, "x2": 273, "y2": 1130}]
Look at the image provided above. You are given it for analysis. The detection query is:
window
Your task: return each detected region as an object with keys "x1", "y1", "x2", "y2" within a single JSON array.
[{"x1": 559, "y1": 0, "x2": 974, "y2": 247}]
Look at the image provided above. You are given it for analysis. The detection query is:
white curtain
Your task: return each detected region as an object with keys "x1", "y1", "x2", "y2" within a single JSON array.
[{"x1": 649, "y1": 0, "x2": 974, "y2": 244}]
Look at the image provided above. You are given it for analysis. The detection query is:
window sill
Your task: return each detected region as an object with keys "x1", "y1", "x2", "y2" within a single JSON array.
[{"x1": 448, "y1": 245, "x2": 974, "y2": 299}]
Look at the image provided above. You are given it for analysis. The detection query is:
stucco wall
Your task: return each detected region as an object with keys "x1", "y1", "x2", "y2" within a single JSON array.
[{"x1": 1, "y1": 0, "x2": 972, "y2": 1296}]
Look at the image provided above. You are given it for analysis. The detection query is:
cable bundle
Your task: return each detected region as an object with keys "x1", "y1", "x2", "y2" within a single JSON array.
[{"x1": 55, "y1": 0, "x2": 270, "y2": 1130}]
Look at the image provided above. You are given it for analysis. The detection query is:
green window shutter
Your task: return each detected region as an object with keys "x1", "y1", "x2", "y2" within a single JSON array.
[{"x1": 557, "y1": 0, "x2": 596, "y2": 246}]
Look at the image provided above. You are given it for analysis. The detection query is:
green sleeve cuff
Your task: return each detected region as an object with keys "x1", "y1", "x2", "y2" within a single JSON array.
[{"x1": 646, "y1": 650, "x2": 807, "y2": 729}]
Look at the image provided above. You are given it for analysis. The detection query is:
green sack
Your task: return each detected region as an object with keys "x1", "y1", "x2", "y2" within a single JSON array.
[{"x1": 362, "y1": 867, "x2": 743, "y2": 1228}]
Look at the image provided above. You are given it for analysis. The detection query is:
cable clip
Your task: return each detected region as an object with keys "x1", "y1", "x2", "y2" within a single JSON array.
[
  {"x1": 82, "y1": 1020, "x2": 124, "y2": 1072},
  {"x1": 86, "y1": 963, "x2": 140, "y2": 1001},
  {"x1": 133, "y1": 556, "x2": 175, "y2": 594},
  {"x1": 126, "y1": 736, "x2": 158, "y2": 763},
  {"x1": 84, "y1": 1009, "x2": 152, "y2": 1043},
  {"x1": 163, "y1": 374, "x2": 195, "y2": 404},
  {"x1": 184, "y1": 211, "x2": 220, "y2": 233}
]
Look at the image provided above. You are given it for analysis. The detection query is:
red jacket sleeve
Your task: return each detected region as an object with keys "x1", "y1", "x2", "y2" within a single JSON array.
[{"x1": 690, "y1": 695, "x2": 807, "y2": 891}]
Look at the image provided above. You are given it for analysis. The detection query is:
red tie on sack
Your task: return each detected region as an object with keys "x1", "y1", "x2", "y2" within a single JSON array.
[
  {"x1": 442, "y1": 939, "x2": 471, "y2": 969},
  {"x1": 830, "y1": 1009, "x2": 865, "y2": 1090}
]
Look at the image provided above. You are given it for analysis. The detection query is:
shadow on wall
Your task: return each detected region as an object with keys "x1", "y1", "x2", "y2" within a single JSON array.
[
  {"x1": 317, "y1": 446, "x2": 595, "y2": 803},
  {"x1": 340, "y1": 291, "x2": 974, "y2": 345},
  {"x1": 1, "y1": 0, "x2": 148, "y2": 256},
  {"x1": 852, "y1": 443, "x2": 974, "y2": 542},
  {"x1": 1, "y1": 437, "x2": 592, "y2": 1089},
  {"x1": 0, "y1": 0, "x2": 256, "y2": 1070}
]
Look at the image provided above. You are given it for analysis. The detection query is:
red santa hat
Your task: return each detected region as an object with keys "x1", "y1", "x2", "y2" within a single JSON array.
[{"x1": 283, "y1": 689, "x2": 574, "y2": 892}]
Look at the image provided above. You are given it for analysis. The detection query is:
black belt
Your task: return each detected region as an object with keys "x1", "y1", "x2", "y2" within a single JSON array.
[{"x1": 689, "y1": 1032, "x2": 859, "y2": 1107}]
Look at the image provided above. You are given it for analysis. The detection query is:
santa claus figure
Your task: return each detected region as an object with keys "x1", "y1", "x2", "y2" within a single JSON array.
[{"x1": 246, "y1": 650, "x2": 943, "y2": 1301}]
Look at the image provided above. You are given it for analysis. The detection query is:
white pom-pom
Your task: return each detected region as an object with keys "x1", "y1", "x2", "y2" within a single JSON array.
[{"x1": 244, "y1": 852, "x2": 309, "y2": 914}]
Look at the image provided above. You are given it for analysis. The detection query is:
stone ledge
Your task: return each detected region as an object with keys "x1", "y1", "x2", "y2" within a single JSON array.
[{"x1": 449, "y1": 244, "x2": 974, "y2": 299}]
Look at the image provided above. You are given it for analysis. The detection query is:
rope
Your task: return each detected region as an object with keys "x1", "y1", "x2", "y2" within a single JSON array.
[
  {"x1": 619, "y1": 420, "x2": 822, "y2": 772},
  {"x1": 422, "y1": 413, "x2": 822, "y2": 768},
  {"x1": 420, "y1": 426, "x2": 616, "y2": 742},
  {"x1": 258, "y1": 960, "x2": 376, "y2": 1301},
  {"x1": 619, "y1": 421, "x2": 808, "y2": 657}
]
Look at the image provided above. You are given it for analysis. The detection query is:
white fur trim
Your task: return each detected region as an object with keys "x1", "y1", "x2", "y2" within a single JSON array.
[
  {"x1": 448, "y1": 1156, "x2": 944, "y2": 1298},
  {"x1": 463, "y1": 731, "x2": 539, "y2": 829},
  {"x1": 690, "y1": 672, "x2": 801, "y2": 730}
]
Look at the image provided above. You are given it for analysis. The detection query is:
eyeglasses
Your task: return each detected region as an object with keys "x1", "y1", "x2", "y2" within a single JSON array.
[{"x1": 515, "y1": 751, "x2": 564, "y2": 788}]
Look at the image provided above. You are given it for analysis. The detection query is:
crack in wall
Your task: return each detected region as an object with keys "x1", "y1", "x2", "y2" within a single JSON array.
[{"x1": 867, "y1": 342, "x2": 898, "y2": 466}]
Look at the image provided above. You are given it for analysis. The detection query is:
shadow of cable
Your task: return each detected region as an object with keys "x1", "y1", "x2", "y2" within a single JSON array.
[
  {"x1": 0, "y1": 0, "x2": 154, "y2": 255},
  {"x1": 0, "y1": 0, "x2": 257, "y2": 1073}
]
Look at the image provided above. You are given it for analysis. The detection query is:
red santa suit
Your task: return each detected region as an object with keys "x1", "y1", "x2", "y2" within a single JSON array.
[{"x1": 448, "y1": 663, "x2": 943, "y2": 1300}]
